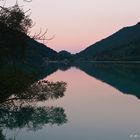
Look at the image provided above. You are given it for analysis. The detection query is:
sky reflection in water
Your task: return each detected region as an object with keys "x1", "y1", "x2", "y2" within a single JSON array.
[{"x1": 1, "y1": 63, "x2": 140, "y2": 140}]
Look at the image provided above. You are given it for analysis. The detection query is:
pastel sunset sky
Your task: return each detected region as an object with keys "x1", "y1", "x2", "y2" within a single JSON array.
[{"x1": 2, "y1": 0, "x2": 140, "y2": 53}]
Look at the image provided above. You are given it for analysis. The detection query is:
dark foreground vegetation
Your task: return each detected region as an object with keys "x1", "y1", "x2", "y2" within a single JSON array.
[{"x1": 0, "y1": 4, "x2": 67, "y2": 139}]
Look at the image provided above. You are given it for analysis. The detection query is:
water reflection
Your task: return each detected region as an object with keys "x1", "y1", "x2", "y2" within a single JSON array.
[
  {"x1": 0, "y1": 106, "x2": 67, "y2": 130},
  {"x1": 75, "y1": 62, "x2": 140, "y2": 99},
  {"x1": 0, "y1": 130, "x2": 6, "y2": 140},
  {"x1": 36, "y1": 62, "x2": 140, "y2": 99},
  {"x1": 38, "y1": 62, "x2": 140, "y2": 99},
  {"x1": 1, "y1": 62, "x2": 140, "y2": 140},
  {"x1": 0, "y1": 70, "x2": 67, "y2": 140}
]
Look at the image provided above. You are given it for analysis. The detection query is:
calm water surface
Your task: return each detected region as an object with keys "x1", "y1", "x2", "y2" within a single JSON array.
[{"x1": 2, "y1": 64, "x2": 140, "y2": 140}]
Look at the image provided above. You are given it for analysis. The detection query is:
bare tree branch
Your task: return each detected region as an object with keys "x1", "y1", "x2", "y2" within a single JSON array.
[{"x1": 32, "y1": 28, "x2": 55, "y2": 42}]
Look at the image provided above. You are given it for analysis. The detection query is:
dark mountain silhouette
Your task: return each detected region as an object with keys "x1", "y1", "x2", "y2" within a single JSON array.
[
  {"x1": 0, "y1": 22, "x2": 59, "y2": 70},
  {"x1": 58, "y1": 50, "x2": 73, "y2": 60},
  {"x1": 76, "y1": 22, "x2": 140, "y2": 61},
  {"x1": 0, "y1": 27, "x2": 73, "y2": 70},
  {"x1": 58, "y1": 50, "x2": 72, "y2": 56},
  {"x1": 25, "y1": 36, "x2": 58, "y2": 66}
]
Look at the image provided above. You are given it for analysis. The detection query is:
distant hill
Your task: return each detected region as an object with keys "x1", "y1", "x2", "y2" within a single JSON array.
[
  {"x1": 76, "y1": 22, "x2": 140, "y2": 61},
  {"x1": 2, "y1": 21, "x2": 140, "y2": 68},
  {"x1": 58, "y1": 50, "x2": 73, "y2": 60}
]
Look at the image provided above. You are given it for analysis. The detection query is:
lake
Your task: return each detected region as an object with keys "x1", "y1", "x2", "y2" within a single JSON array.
[{"x1": 1, "y1": 63, "x2": 140, "y2": 140}]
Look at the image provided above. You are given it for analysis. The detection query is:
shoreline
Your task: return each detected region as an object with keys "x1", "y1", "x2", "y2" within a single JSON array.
[{"x1": 46, "y1": 60, "x2": 140, "y2": 64}]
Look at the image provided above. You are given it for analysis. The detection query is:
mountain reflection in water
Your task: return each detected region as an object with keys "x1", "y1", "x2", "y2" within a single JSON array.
[
  {"x1": 0, "y1": 62, "x2": 140, "y2": 140},
  {"x1": 0, "y1": 70, "x2": 67, "y2": 140},
  {"x1": 37, "y1": 62, "x2": 140, "y2": 99},
  {"x1": 75, "y1": 63, "x2": 140, "y2": 99}
]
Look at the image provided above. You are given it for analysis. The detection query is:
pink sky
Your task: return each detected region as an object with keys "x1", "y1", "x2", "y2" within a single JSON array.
[{"x1": 2, "y1": 0, "x2": 140, "y2": 53}]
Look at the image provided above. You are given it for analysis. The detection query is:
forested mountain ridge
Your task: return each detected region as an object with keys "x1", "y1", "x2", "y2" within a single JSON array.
[
  {"x1": 76, "y1": 22, "x2": 140, "y2": 61},
  {"x1": 1, "y1": 18, "x2": 140, "y2": 67}
]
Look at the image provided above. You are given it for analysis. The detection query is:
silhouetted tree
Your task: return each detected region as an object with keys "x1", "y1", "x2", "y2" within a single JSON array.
[
  {"x1": 0, "y1": 72, "x2": 67, "y2": 104},
  {"x1": 0, "y1": 4, "x2": 32, "y2": 33},
  {"x1": 0, "y1": 4, "x2": 33, "y2": 70},
  {"x1": 0, "y1": 76, "x2": 67, "y2": 139}
]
